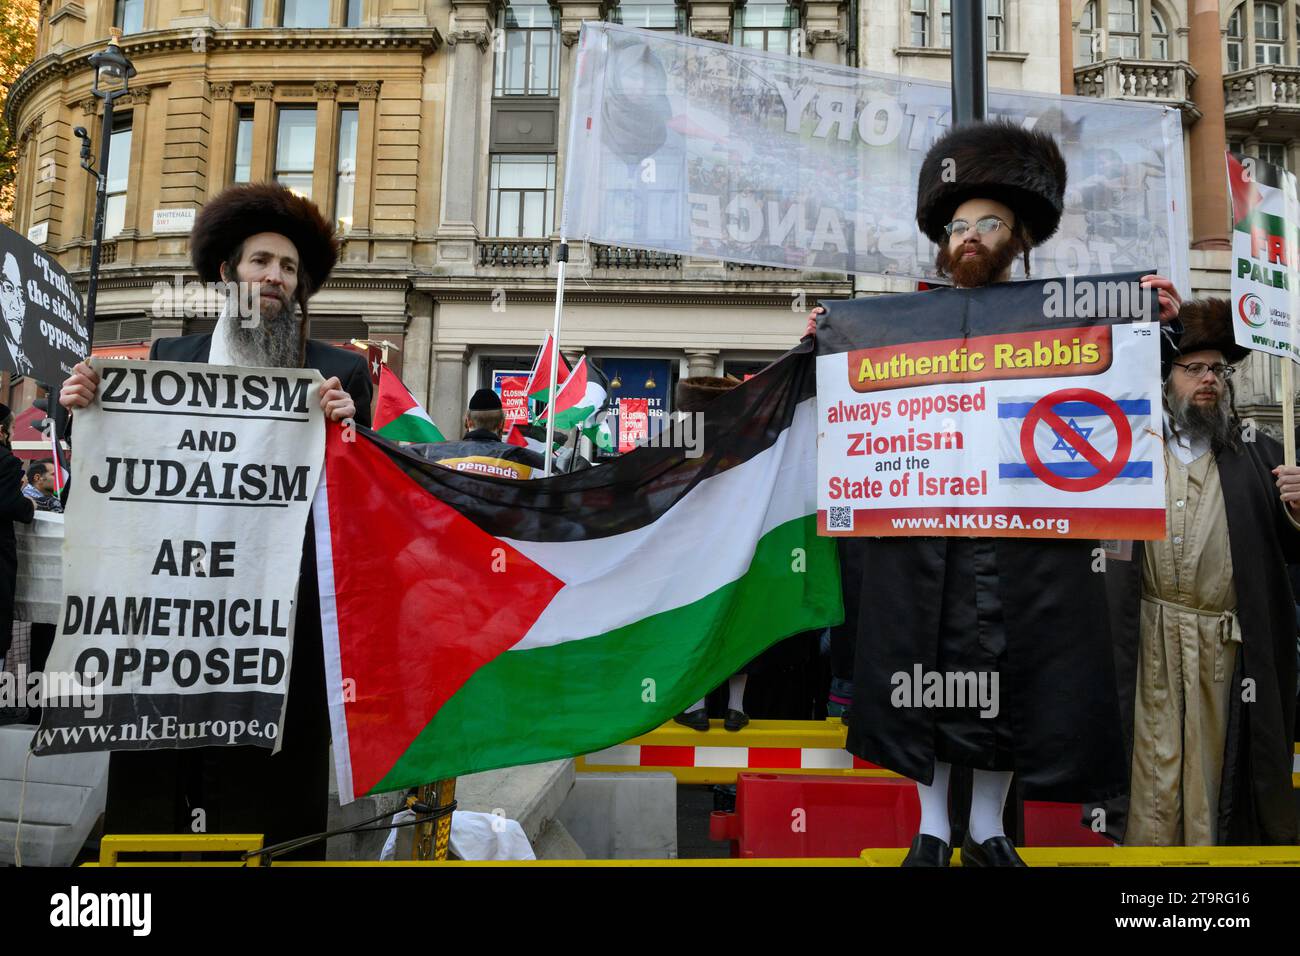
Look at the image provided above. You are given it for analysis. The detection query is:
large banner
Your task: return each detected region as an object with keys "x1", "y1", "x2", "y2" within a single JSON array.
[
  {"x1": 0, "y1": 224, "x2": 91, "y2": 384},
  {"x1": 34, "y1": 361, "x2": 325, "y2": 755},
  {"x1": 1227, "y1": 152, "x2": 1300, "y2": 361},
  {"x1": 815, "y1": 273, "x2": 1166, "y2": 539},
  {"x1": 565, "y1": 24, "x2": 1189, "y2": 291}
]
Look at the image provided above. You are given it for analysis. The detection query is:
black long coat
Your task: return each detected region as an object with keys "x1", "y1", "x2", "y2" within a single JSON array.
[
  {"x1": 1098, "y1": 432, "x2": 1299, "y2": 845},
  {"x1": 102, "y1": 334, "x2": 371, "y2": 855},
  {"x1": 0, "y1": 443, "x2": 34, "y2": 660}
]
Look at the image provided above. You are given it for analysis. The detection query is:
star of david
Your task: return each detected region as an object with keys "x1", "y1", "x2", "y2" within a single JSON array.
[{"x1": 1051, "y1": 418, "x2": 1094, "y2": 460}]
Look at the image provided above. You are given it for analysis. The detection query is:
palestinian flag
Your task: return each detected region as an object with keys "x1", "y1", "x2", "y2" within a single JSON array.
[
  {"x1": 507, "y1": 422, "x2": 561, "y2": 455},
  {"x1": 374, "y1": 366, "x2": 445, "y2": 443},
  {"x1": 524, "y1": 333, "x2": 571, "y2": 406},
  {"x1": 536, "y1": 357, "x2": 606, "y2": 430},
  {"x1": 314, "y1": 342, "x2": 841, "y2": 801}
]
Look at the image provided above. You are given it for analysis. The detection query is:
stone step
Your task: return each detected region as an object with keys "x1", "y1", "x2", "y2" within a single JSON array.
[{"x1": 0, "y1": 724, "x2": 107, "y2": 866}]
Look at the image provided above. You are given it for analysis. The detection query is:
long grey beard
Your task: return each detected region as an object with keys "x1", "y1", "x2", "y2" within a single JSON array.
[
  {"x1": 1166, "y1": 383, "x2": 1238, "y2": 451},
  {"x1": 225, "y1": 300, "x2": 303, "y2": 369}
]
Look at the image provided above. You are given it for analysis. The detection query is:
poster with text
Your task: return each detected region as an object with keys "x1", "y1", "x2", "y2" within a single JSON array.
[
  {"x1": 493, "y1": 371, "x2": 531, "y2": 429},
  {"x1": 34, "y1": 361, "x2": 326, "y2": 755},
  {"x1": 1227, "y1": 151, "x2": 1300, "y2": 362},
  {"x1": 816, "y1": 273, "x2": 1166, "y2": 539}
]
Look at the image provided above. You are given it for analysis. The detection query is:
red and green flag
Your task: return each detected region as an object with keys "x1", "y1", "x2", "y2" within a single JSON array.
[
  {"x1": 373, "y1": 366, "x2": 445, "y2": 443},
  {"x1": 314, "y1": 343, "x2": 841, "y2": 801},
  {"x1": 524, "y1": 333, "x2": 571, "y2": 406}
]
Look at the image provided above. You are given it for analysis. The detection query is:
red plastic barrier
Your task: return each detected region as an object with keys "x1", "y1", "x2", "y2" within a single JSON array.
[{"x1": 709, "y1": 774, "x2": 1112, "y2": 858}]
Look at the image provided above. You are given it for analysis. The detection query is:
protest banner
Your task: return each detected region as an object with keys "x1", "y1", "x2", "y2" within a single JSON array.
[
  {"x1": 1226, "y1": 151, "x2": 1300, "y2": 462},
  {"x1": 0, "y1": 224, "x2": 92, "y2": 385},
  {"x1": 33, "y1": 361, "x2": 325, "y2": 755},
  {"x1": 564, "y1": 23, "x2": 1189, "y2": 290},
  {"x1": 816, "y1": 272, "x2": 1165, "y2": 539},
  {"x1": 493, "y1": 371, "x2": 531, "y2": 430}
]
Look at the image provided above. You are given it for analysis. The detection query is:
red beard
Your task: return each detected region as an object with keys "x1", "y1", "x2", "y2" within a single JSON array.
[{"x1": 936, "y1": 238, "x2": 1022, "y2": 288}]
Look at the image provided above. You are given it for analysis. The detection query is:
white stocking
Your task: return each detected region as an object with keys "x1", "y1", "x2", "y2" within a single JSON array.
[
  {"x1": 916, "y1": 761, "x2": 952, "y2": 844},
  {"x1": 968, "y1": 769, "x2": 1013, "y2": 843}
]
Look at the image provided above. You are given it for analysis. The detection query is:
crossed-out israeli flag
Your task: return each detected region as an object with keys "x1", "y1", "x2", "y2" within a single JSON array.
[{"x1": 996, "y1": 395, "x2": 1157, "y2": 485}]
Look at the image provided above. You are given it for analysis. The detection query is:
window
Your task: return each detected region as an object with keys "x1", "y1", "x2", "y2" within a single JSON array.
[
  {"x1": 734, "y1": 3, "x2": 798, "y2": 53},
  {"x1": 1077, "y1": 0, "x2": 1099, "y2": 64},
  {"x1": 104, "y1": 113, "x2": 132, "y2": 241},
  {"x1": 1106, "y1": 0, "x2": 1138, "y2": 57},
  {"x1": 346, "y1": 0, "x2": 362, "y2": 27},
  {"x1": 611, "y1": 0, "x2": 685, "y2": 32},
  {"x1": 940, "y1": 0, "x2": 950, "y2": 48},
  {"x1": 281, "y1": 0, "x2": 330, "y2": 28},
  {"x1": 335, "y1": 107, "x2": 358, "y2": 233},
  {"x1": 1258, "y1": 142, "x2": 1288, "y2": 170},
  {"x1": 488, "y1": 154, "x2": 556, "y2": 237},
  {"x1": 114, "y1": 0, "x2": 143, "y2": 34},
  {"x1": 232, "y1": 107, "x2": 254, "y2": 183},
  {"x1": 246, "y1": 0, "x2": 264, "y2": 27},
  {"x1": 275, "y1": 108, "x2": 316, "y2": 199},
  {"x1": 1256, "y1": 1, "x2": 1284, "y2": 65},
  {"x1": 1227, "y1": 5, "x2": 1243, "y2": 72},
  {"x1": 910, "y1": 0, "x2": 928, "y2": 46},
  {"x1": 987, "y1": 0, "x2": 1004, "y2": 51},
  {"x1": 1149, "y1": 9, "x2": 1168, "y2": 59},
  {"x1": 494, "y1": 3, "x2": 560, "y2": 96}
]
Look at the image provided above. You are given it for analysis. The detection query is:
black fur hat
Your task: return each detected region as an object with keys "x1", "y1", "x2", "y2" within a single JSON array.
[
  {"x1": 675, "y1": 376, "x2": 740, "y2": 412},
  {"x1": 1160, "y1": 298, "x2": 1250, "y2": 378},
  {"x1": 916, "y1": 120, "x2": 1068, "y2": 247},
  {"x1": 190, "y1": 182, "x2": 339, "y2": 296}
]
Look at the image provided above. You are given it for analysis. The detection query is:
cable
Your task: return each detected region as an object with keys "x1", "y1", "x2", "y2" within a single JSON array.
[{"x1": 240, "y1": 798, "x2": 458, "y2": 864}]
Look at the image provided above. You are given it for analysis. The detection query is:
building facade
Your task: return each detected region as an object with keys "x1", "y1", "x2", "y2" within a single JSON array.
[{"x1": 0, "y1": 1, "x2": 1274, "y2": 438}]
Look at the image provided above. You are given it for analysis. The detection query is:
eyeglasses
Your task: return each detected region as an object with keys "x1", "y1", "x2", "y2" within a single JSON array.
[
  {"x1": 1171, "y1": 361, "x2": 1235, "y2": 380},
  {"x1": 943, "y1": 216, "x2": 1007, "y2": 238}
]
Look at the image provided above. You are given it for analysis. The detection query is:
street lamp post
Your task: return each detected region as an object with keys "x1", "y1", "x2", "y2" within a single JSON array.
[{"x1": 75, "y1": 29, "x2": 136, "y2": 345}]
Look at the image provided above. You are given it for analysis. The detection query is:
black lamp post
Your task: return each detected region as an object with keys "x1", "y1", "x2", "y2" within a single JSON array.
[{"x1": 74, "y1": 30, "x2": 136, "y2": 345}]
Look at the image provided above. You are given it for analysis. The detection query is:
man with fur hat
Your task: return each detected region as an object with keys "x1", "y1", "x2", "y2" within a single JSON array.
[
  {"x1": 806, "y1": 121, "x2": 1181, "y2": 866},
  {"x1": 58, "y1": 183, "x2": 371, "y2": 855},
  {"x1": 1098, "y1": 299, "x2": 1300, "y2": 846}
]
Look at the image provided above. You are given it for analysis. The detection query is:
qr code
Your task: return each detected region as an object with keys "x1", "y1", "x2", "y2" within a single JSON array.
[{"x1": 827, "y1": 506, "x2": 854, "y2": 531}]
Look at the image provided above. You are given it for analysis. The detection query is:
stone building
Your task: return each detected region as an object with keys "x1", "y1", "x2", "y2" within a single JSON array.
[{"x1": 0, "y1": 1, "x2": 1272, "y2": 437}]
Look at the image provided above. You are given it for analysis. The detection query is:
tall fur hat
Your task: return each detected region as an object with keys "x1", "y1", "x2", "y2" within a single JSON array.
[
  {"x1": 916, "y1": 120, "x2": 1068, "y2": 247},
  {"x1": 190, "y1": 182, "x2": 339, "y2": 296},
  {"x1": 675, "y1": 376, "x2": 740, "y2": 412},
  {"x1": 1160, "y1": 298, "x2": 1250, "y2": 378}
]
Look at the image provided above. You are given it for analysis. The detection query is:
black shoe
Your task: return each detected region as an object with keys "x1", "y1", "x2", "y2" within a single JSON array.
[
  {"x1": 723, "y1": 709, "x2": 749, "y2": 732},
  {"x1": 960, "y1": 833, "x2": 1027, "y2": 867},
  {"x1": 901, "y1": 834, "x2": 952, "y2": 867},
  {"x1": 673, "y1": 709, "x2": 709, "y2": 731}
]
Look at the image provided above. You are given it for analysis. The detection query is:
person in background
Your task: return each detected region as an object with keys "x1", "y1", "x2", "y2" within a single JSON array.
[
  {"x1": 23, "y1": 461, "x2": 63, "y2": 513},
  {"x1": 0, "y1": 405, "x2": 35, "y2": 672}
]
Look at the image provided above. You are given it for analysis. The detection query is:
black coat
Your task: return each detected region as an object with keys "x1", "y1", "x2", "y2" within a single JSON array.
[
  {"x1": 103, "y1": 334, "x2": 371, "y2": 855},
  {"x1": 0, "y1": 444, "x2": 34, "y2": 660},
  {"x1": 845, "y1": 535, "x2": 1128, "y2": 802},
  {"x1": 1099, "y1": 433, "x2": 1299, "y2": 845}
]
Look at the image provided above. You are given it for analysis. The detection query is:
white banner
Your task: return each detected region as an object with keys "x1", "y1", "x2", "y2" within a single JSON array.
[
  {"x1": 815, "y1": 274, "x2": 1167, "y2": 539},
  {"x1": 565, "y1": 23, "x2": 1189, "y2": 290},
  {"x1": 34, "y1": 360, "x2": 325, "y2": 755},
  {"x1": 1228, "y1": 152, "x2": 1300, "y2": 362}
]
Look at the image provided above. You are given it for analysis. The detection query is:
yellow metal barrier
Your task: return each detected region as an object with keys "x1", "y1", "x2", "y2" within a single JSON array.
[
  {"x1": 97, "y1": 834, "x2": 265, "y2": 867},
  {"x1": 862, "y1": 846, "x2": 1300, "y2": 867},
  {"x1": 576, "y1": 717, "x2": 899, "y2": 785}
]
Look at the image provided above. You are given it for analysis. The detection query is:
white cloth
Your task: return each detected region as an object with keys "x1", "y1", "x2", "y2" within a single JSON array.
[
  {"x1": 1162, "y1": 411, "x2": 1209, "y2": 467},
  {"x1": 379, "y1": 809, "x2": 536, "y2": 862}
]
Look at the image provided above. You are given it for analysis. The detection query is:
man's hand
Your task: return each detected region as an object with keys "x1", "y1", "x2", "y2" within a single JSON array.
[
  {"x1": 1140, "y1": 274, "x2": 1182, "y2": 323},
  {"x1": 1273, "y1": 465, "x2": 1300, "y2": 513},
  {"x1": 320, "y1": 376, "x2": 356, "y2": 423},
  {"x1": 60, "y1": 361, "x2": 100, "y2": 411},
  {"x1": 804, "y1": 305, "x2": 826, "y2": 339}
]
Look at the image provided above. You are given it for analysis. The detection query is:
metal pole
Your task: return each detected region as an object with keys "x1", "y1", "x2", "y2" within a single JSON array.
[
  {"x1": 84, "y1": 91, "x2": 120, "y2": 345},
  {"x1": 543, "y1": 240, "x2": 568, "y2": 477},
  {"x1": 950, "y1": 0, "x2": 987, "y2": 126}
]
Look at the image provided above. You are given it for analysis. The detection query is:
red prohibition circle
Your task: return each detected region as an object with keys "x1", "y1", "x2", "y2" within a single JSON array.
[{"x1": 1019, "y1": 387, "x2": 1132, "y2": 493}]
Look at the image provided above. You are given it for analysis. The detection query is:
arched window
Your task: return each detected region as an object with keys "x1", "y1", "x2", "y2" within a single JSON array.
[
  {"x1": 1255, "y1": 0, "x2": 1284, "y2": 65},
  {"x1": 1076, "y1": 0, "x2": 1099, "y2": 64},
  {"x1": 1227, "y1": 4, "x2": 1244, "y2": 72},
  {"x1": 1107, "y1": 0, "x2": 1139, "y2": 58},
  {"x1": 1149, "y1": 8, "x2": 1168, "y2": 59}
]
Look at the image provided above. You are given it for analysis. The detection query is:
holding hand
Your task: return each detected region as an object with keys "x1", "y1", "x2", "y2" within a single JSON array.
[
  {"x1": 1139, "y1": 275, "x2": 1182, "y2": 324},
  {"x1": 319, "y1": 376, "x2": 356, "y2": 423},
  {"x1": 60, "y1": 361, "x2": 100, "y2": 412},
  {"x1": 1274, "y1": 465, "x2": 1300, "y2": 514},
  {"x1": 804, "y1": 305, "x2": 826, "y2": 340}
]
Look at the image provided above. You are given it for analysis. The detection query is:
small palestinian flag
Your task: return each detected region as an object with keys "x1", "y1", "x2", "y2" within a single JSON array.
[
  {"x1": 314, "y1": 341, "x2": 841, "y2": 800},
  {"x1": 374, "y1": 366, "x2": 445, "y2": 443},
  {"x1": 507, "y1": 422, "x2": 561, "y2": 455},
  {"x1": 536, "y1": 357, "x2": 607, "y2": 430},
  {"x1": 524, "y1": 333, "x2": 571, "y2": 406}
]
